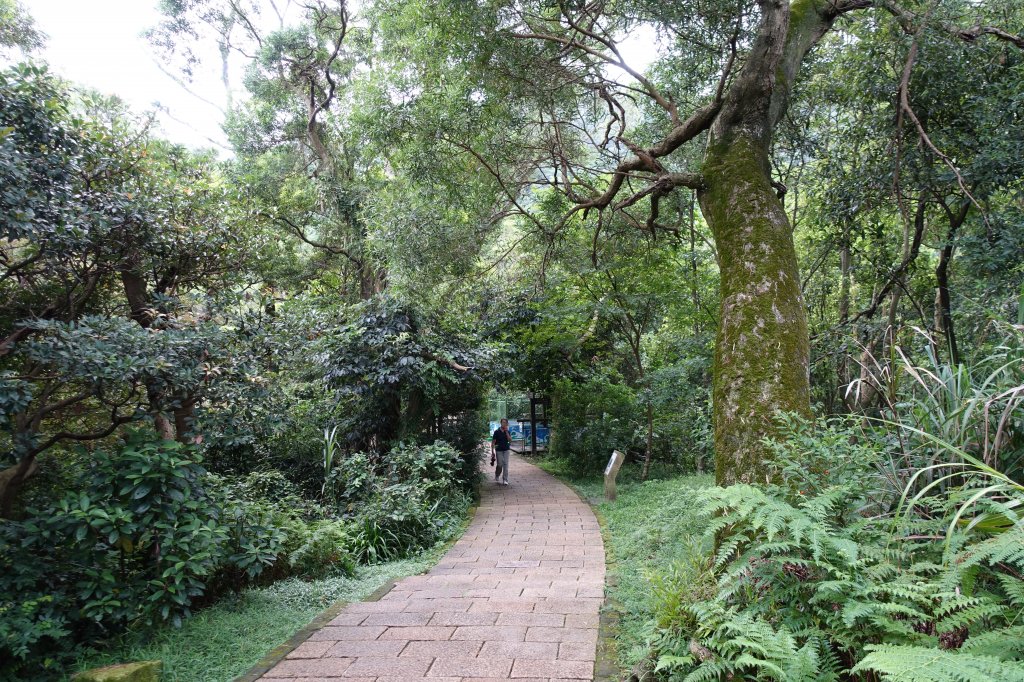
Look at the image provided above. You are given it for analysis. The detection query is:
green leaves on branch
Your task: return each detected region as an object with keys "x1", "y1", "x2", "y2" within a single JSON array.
[
  {"x1": 1, "y1": 432, "x2": 286, "y2": 670},
  {"x1": 318, "y1": 295, "x2": 498, "y2": 449}
]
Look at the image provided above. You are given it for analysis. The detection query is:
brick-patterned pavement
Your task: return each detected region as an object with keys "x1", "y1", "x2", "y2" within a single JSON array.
[{"x1": 259, "y1": 452, "x2": 605, "y2": 681}]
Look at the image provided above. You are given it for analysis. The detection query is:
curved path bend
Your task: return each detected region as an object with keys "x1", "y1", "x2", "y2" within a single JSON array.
[{"x1": 259, "y1": 453, "x2": 606, "y2": 682}]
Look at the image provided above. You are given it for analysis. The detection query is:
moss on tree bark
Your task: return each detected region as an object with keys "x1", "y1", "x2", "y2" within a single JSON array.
[{"x1": 699, "y1": 134, "x2": 811, "y2": 485}]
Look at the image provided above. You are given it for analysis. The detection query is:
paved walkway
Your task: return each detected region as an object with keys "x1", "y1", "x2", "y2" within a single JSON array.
[{"x1": 259, "y1": 453, "x2": 605, "y2": 681}]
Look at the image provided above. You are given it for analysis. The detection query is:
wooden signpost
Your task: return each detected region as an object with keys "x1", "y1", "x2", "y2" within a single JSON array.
[{"x1": 604, "y1": 450, "x2": 624, "y2": 501}]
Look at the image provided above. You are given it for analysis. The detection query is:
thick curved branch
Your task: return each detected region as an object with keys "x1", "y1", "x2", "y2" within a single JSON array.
[
  {"x1": 271, "y1": 213, "x2": 363, "y2": 268},
  {"x1": 33, "y1": 407, "x2": 137, "y2": 457},
  {"x1": 613, "y1": 173, "x2": 705, "y2": 211},
  {"x1": 0, "y1": 272, "x2": 102, "y2": 357},
  {"x1": 0, "y1": 319, "x2": 49, "y2": 358},
  {"x1": 423, "y1": 351, "x2": 470, "y2": 372},
  {"x1": 300, "y1": 2, "x2": 348, "y2": 174},
  {"x1": 28, "y1": 392, "x2": 93, "y2": 430},
  {"x1": 310, "y1": 1, "x2": 347, "y2": 123},
  {"x1": 572, "y1": 101, "x2": 719, "y2": 216}
]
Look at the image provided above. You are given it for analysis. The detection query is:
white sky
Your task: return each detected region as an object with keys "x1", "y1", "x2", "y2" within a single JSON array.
[
  {"x1": 23, "y1": 1, "x2": 662, "y2": 154},
  {"x1": 28, "y1": 0, "x2": 232, "y2": 151}
]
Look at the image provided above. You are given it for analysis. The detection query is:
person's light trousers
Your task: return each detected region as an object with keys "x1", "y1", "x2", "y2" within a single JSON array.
[{"x1": 494, "y1": 449, "x2": 510, "y2": 483}]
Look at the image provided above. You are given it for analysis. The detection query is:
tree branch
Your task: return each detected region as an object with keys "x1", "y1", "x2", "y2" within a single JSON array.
[
  {"x1": 878, "y1": 0, "x2": 1024, "y2": 47},
  {"x1": 31, "y1": 407, "x2": 138, "y2": 458},
  {"x1": 571, "y1": 101, "x2": 719, "y2": 217},
  {"x1": 895, "y1": 24, "x2": 988, "y2": 220},
  {"x1": 271, "y1": 213, "x2": 363, "y2": 268},
  {"x1": 849, "y1": 196, "x2": 928, "y2": 323},
  {"x1": 422, "y1": 351, "x2": 470, "y2": 372}
]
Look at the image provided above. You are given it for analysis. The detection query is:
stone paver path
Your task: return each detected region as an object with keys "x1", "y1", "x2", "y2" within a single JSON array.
[{"x1": 259, "y1": 453, "x2": 605, "y2": 681}]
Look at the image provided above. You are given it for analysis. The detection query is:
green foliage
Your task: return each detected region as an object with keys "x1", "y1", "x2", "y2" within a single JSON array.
[
  {"x1": 286, "y1": 520, "x2": 356, "y2": 579},
  {"x1": 70, "y1": 550, "x2": 450, "y2": 682},
  {"x1": 33, "y1": 435, "x2": 231, "y2": 625},
  {"x1": 322, "y1": 425, "x2": 340, "y2": 501},
  {"x1": 0, "y1": 62, "x2": 273, "y2": 517},
  {"x1": 1, "y1": 434, "x2": 472, "y2": 676},
  {"x1": 647, "y1": 356, "x2": 714, "y2": 473},
  {"x1": 0, "y1": 433, "x2": 293, "y2": 675},
  {"x1": 894, "y1": 325, "x2": 1024, "y2": 480},
  {"x1": 5, "y1": 13, "x2": 477, "y2": 678},
  {"x1": 764, "y1": 414, "x2": 886, "y2": 500},
  {"x1": 328, "y1": 441, "x2": 473, "y2": 563},
  {"x1": 550, "y1": 376, "x2": 640, "y2": 474},
  {"x1": 0, "y1": 591, "x2": 68, "y2": 670},
  {"x1": 540, "y1": 464, "x2": 713, "y2": 672},
  {"x1": 852, "y1": 645, "x2": 1024, "y2": 682},
  {"x1": 509, "y1": 232, "x2": 715, "y2": 477},
  {"x1": 644, "y1": 419, "x2": 1024, "y2": 681},
  {"x1": 9, "y1": 0, "x2": 1023, "y2": 677},
  {"x1": 0, "y1": 0, "x2": 44, "y2": 54},
  {"x1": 319, "y1": 295, "x2": 493, "y2": 450},
  {"x1": 656, "y1": 604, "x2": 838, "y2": 682}
]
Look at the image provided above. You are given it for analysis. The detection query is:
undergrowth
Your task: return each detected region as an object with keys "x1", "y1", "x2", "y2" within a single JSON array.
[
  {"x1": 535, "y1": 458, "x2": 713, "y2": 673},
  {"x1": 540, "y1": 408, "x2": 1024, "y2": 681},
  {"x1": 66, "y1": 533, "x2": 457, "y2": 682},
  {"x1": 642, "y1": 416, "x2": 1024, "y2": 682}
]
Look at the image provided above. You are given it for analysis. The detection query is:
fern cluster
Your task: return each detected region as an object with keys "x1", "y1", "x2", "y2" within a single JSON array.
[{"x1": 646, "y1": 419, "x2": 1024, "y2": 682}]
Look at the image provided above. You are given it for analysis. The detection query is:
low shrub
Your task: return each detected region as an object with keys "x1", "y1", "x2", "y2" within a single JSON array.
[
  {"x1": 326, "y1": 440, "x2": 472, "y2": 563},
  {"x1": 69, "y1": 550, "x2": 453, "y2": 682},
  {"x1": 287, "y1": 520, "x2": 356, "y2": 578},
  {"x1": 2, "y1": 435, "x2": 474, "y2": 677},
  {"x1": 647, "y1": 358, "x2": 714, "y2": 473},
  {"x1": 550, "y1": 376, "x2": 640, "y2": 474},
  {"x1": 435, "y1": 409, "x2": 489, "y2": 480},
  {"x1": 347, "y1": 482, "x2": 470, "y2": 563},
  {"x1": 0, "y1": 432, "x2": 290, "y2": 676},
  {"x1": 387, "y1": 440, "x2": 466, "y2": 492}
]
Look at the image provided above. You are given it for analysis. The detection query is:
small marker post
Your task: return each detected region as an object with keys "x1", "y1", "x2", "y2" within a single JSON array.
[{"x1": 604, "y1": 449, "x2": 624, "y2": 501}]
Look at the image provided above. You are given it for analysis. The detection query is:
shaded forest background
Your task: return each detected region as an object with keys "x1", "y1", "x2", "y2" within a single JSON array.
[{"x1": 2, "y1": 0, "x2": 1024, "y2": 679}]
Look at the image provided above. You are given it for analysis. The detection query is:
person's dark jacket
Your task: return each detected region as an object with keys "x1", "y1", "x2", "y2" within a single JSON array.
[{"x1": 492, "y1": 427, "x2": 511, "y2": 451}]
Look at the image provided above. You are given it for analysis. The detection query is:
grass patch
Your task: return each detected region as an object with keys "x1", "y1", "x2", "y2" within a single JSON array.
[
  {"x1": 68, "y1": 536, "x2": 457, "y2": 681},
  {"x1": 536, "y1": 458, "x2": 713, "y2": 674}
]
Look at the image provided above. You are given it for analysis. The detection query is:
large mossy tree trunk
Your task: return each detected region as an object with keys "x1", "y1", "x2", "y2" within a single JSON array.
[
  {"x1": 699, "y1": 136, "x2": 810, "y2": 484},
  {"x1": 693, "y1": 0, "x2": 833, "y2": 485}
]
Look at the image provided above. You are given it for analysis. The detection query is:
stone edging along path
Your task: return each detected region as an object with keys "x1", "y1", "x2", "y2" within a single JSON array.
[{"x1": 254, "y1": 452, "x2": 606, "y2": 681}]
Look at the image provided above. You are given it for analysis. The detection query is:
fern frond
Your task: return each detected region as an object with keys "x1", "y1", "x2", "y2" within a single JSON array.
[
  {"x1": 683, "y1": 659, "x2": 734, "y2": 682},
  {"x1": 841, "y1": 599, "x2": 929, "y2": 629},
  {"x1": 958, "y1": 528, "x2": 1024, "y2": 571},
  {"x1": 998, "y1": 574, "x2": 1024, "y2": 607},
  {"x1": 934, "y1": 594, "x2": 1006, "y2": 633},
  {"x1": 961, "y1": 625, "x2": 1024, "y2": 660},
  {"x1": 938, "y1": 603, "x2": 1006, "y2": 632},
  {"x1": 852, "y1": 644, "x2": 1024, "y2": 682}
]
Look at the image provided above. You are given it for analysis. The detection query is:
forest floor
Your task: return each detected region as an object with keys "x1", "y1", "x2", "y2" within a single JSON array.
[
  {"x1": 68, "y1": 551, "x2": 456, "y2": 682},
  {"x1": 252, "y1": 453, "x2": 604, "y2": 680},
  {"x1": 535, "y1": 459, "x2": 713, "y2": 676}
]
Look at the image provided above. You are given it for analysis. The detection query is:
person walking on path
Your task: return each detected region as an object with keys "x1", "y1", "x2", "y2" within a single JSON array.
[
  {"x1": 491, "y1": 418, "x2": 511, "y2": 485},
  {"x1": 252, "y1": 452, "x2": 603, "y2": 681}
]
